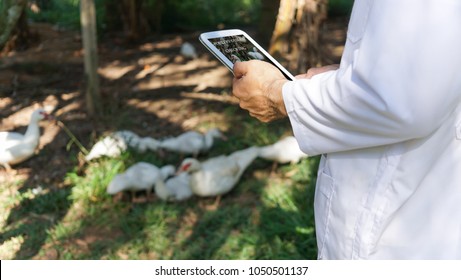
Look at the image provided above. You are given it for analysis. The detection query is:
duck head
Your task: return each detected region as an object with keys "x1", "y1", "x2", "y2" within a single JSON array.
[
  {"x1": 31, "y1": 108, "x2": 53, "y2": 122},
  {"x1": 141, "y1": 137, "x2": 160, "y2": 151},
  {"x1": 177, "y1": 158, "x2": 201, "y2": 174},
  {"x1": 160, "y1": 165, "x2": 176, "y2": 179},
  {"x1": 107, "y1": 174, "x2": 127, "y2": 195}
]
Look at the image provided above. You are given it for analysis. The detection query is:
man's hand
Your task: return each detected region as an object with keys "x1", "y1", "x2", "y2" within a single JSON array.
[
  {"x1": 296, "y1": 64, "x2": 340, "y2": 79},
  {"x1": 232, "y1": 60, "x2": 288, "y2": 122}
]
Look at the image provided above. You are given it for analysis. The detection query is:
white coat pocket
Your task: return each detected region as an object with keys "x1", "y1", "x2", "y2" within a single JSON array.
[{"x1": 313, "y1": 169, "x2": 335, "y2": 259}]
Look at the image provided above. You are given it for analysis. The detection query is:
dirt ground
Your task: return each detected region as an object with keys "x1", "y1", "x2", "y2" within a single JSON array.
[{"x1": 0, "y1": 19, "x2": 346, "y2": 190}]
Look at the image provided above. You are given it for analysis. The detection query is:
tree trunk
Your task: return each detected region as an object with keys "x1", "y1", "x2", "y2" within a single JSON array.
[
  {"x1": 269, "y1": 0, "x2": 328, "y2": 73},
  {"x1": 258, "y1": 0, "x2": 281, "y2": 48},
  {"x1": 0, "y1": 0, "x2": 28, "y2": 52},
  {"x1": 119, "y1": 0, "x2": 150, "y2": 41},
  {"x1": 152, "y1": 0, "x2": 164, "y2": 34},
  {"x1": 80, "y1": 0, "x2": 101, "y2": 117},
  {"x1": 268, "y1": 0, "x2": 297, "y2": 65},
  {"x1": 295, "y1": 0, "x2": 328, "y2": 73}
]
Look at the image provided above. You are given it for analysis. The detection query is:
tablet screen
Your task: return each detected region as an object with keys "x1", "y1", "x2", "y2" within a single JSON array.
[{"x1": 209, "y1": 35, "x2": 270, "y2": 64}]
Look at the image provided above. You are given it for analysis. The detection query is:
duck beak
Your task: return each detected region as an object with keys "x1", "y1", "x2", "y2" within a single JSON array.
[
  {"x1": 40, "y1": 111, "x2": 54, "y2": 121},
  {"x1": 43, "y1": 113, "x2": 59, "y2": 126},
  {"x1": 176, "y1": 162, "x2": 191, "y2": 175},
  {"x1": 175, "y1": 167, "x2": 186, "y2": 176}
]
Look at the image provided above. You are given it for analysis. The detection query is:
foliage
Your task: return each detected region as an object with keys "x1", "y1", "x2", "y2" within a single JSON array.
[
  {"x1": 328, "y1": 0, "x2": 353, "y2": 16},
  {"x1": 1, "y1": 0, "x2": 28, "y2": 49},
  {"x1": 27, "y1": 0, "x2": 262, "y2": 33},
  {"x1": 27, "y1": 0, "x2": 106, "y2": 30},
  {"x1": 25, "y1": 0, "x2": 353, "y2": 40},
  {"x1": 160, "y1": 0, "x2": 261, "y2": 31}
]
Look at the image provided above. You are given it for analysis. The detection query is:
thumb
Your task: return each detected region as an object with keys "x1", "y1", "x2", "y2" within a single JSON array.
[{"x1": 233, "y1": 61, "x2": 249, "y2": 79}]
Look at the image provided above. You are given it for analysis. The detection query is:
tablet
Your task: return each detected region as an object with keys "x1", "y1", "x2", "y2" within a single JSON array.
[{"x1": 199, "y1": 29, "x2": 295, "y2": 81}]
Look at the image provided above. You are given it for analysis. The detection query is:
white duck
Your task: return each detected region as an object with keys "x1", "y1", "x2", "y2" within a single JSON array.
[
  {"x1": 177, "y1": 146, "x2": 260, "y2": 197},
  {"x1": 85, "y1": 132, "x2": 126, "y2": 161},
  {"x1": 0, "y1": 108, "x2": 51, "y2": 170},
  {"x1": 154, "y1": 172, "x2": 193, "y2": 202},
  {"x1": 248, "y1": 47, "x2": 264, "y2": 60},
  {"x1": 230, "y1": 54, "x2": 241, "y2": 63},
  {"x1": 180, "y1": 42, "x2": 198, "y2": 59},
  {"x1": 258, "y1": 136, "x2": 308, "y2": 164},
  {"x1": 158, "y1": 128, "x2": 226, "y2": 157},
  {"x1": 107, "y1": 162, "x2": 175, "y2": 198},
  {"x1": 116, "y1": 130, "x2": 160, "y2": 153},
  {"x1": 85, "y1": 130, "x2": 160, "y2": 161}
]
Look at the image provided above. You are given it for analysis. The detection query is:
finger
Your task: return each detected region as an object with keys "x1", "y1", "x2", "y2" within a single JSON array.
[
  {"x1": 233, "y1": 61, "x2": 249, "y2": 79},
  {"x1": 248, "y1": 111, "x2": 260, "y2": 120},
  {"x1": 232, "y1": 77, "x2": 244, "y2": 98},
  {"x1": 306, "y1": 64, "x2": 340, "y2": 78},
  {"x1": 295, "y1": 74, "x2": 309, "y2": 79},
  {"x1": 250, "y1": 112, "x2": 270, "y2": 123},
  {"x1": 305, "y1": 68, "x2": 318, "y2": 79},
  {"x1": 232, "y1": 72, "x2": 252, "y2": 99}
]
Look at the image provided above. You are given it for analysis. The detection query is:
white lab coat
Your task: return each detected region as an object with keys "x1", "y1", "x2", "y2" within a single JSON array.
[{"x1": 282, "y1": 0, "x2": 461, "y2": 259}]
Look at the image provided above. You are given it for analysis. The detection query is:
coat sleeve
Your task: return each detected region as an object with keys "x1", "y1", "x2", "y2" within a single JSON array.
[{"x1": 282, "y1": 0, "x2": 461, "y2": 156}]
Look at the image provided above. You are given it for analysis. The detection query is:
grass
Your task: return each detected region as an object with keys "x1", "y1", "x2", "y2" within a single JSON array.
[{"x1": 0, "y1": 115, "x2": 320, "y2": 260}]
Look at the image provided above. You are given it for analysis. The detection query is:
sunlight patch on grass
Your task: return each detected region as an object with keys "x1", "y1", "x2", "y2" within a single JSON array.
[
  {"x1": 0, "y1": 236, "x2": 24, "y2": 260},
  {"x1": 46, "y1": 217, "x2": 83, "y2": 242},
  {"x1": 262, "y1": 178, "x2": 299, "y2": 211},
  {"x1": 0, "y1": 179, "x2": 24, "y2": 228}
]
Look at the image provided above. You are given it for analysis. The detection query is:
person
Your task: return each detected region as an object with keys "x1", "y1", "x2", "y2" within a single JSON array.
[{"x1": 232, "y1": 0, "x2": 461, "y2": 259}]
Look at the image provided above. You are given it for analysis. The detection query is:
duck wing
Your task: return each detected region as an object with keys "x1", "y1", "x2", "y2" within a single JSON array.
[
  {"x1": 166, "y1": 173, "x2": 193, "y2": 201},
  {"x1": 0, "y1": 132, "x2": 25, "y2": 149},
  {"x1": 85, "y1": 134, "x2": 127, "y2": 161},
  {"x1": 190, "y1": 155, "x2": 241, "y2": 197},
  {"x1": 159, "y1": 131, "x2": 204, "y2": 154},
  {"x1": 258, "y1": 136, "x2": 307, "y2": 163},
  {"x1": 125, "y1": 162, "x2": 161, "y2": 190},
  {"x1": 0, "y1": 131, "x2": 37, "y2": 165},
  {"x1": 228, "y1": 146, "x2": 260, "y2": 177},
  {"x1": 114, "y1": 130, "x2": 149, "y2": 152}
]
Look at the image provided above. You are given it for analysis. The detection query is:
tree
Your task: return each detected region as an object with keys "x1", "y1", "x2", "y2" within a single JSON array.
[
  {"x1": 258, "y1": 0, "x2": 280, "y2": 47},
  {"x1": 269, "y1": 0, "x2": 328, "y2": 73},
  {"x1": 119, "y1": 0, "x2": 150, "y2": 41},
  {"x1": 103, "y1": 0, "x2": 154, "y2": 41},
  {"x1": 80, "y1": 0, "x2": 101, "y2": 116},
  {"x1": 0, "y1": 0, "x2": 29, "y2": 52}
]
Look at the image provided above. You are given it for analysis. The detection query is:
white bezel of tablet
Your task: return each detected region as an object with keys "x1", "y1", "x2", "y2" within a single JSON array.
[{"x1": 199, "y1": 29, "x2": 295, "y2": 81}]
